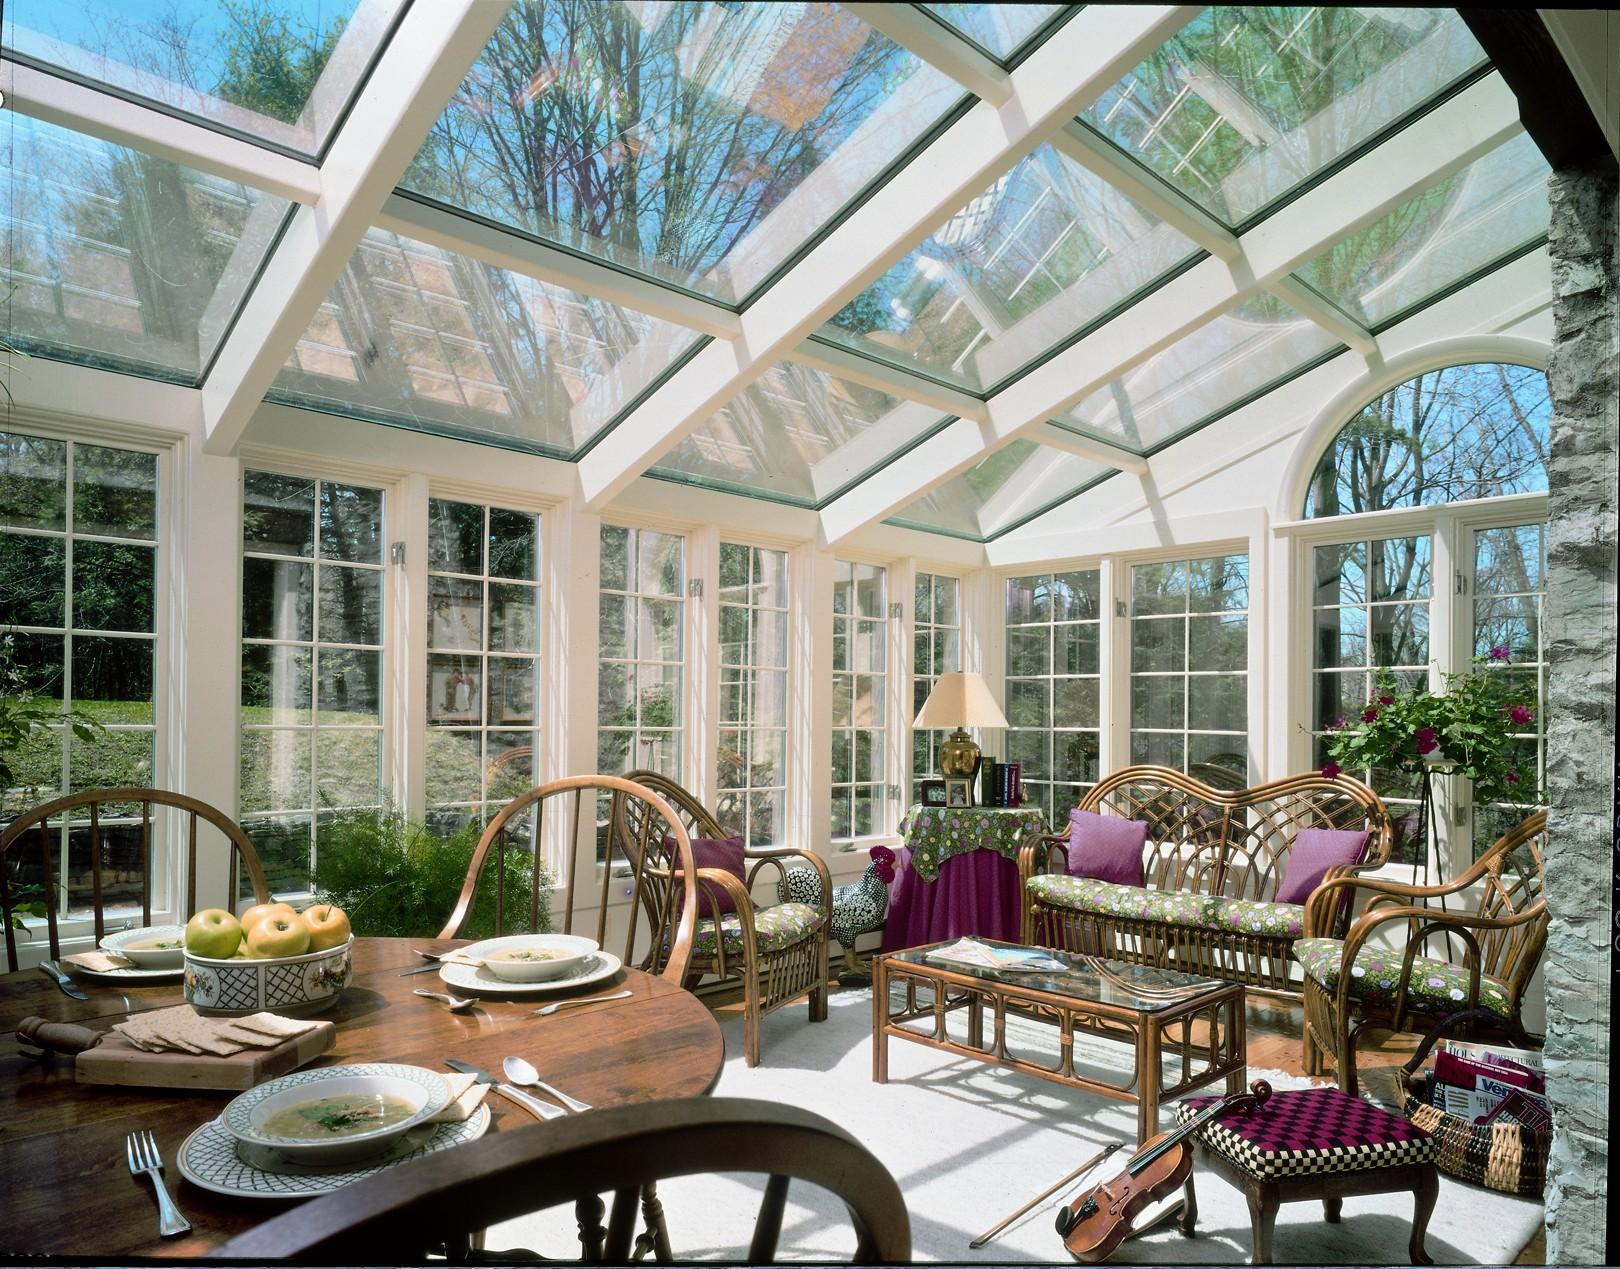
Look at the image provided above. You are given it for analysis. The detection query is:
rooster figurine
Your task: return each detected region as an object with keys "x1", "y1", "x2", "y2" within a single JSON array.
[{"x1": 780, "y1": 846, "x2": 895, "y2": 983}]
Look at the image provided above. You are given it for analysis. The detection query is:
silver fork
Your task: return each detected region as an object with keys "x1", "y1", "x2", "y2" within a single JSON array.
[{"x1": 127, "y1": 1130, "x2": 190, "y2": 1237}]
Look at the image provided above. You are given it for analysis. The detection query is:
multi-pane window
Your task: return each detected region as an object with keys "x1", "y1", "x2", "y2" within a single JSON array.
[
  {"x1": 597, "y1": 526, "x2": 684, "y2": 780},
  {"x1": 1311, "y1": 535, "x2": 1432, "y2": 862},
  {"x1": 912, "y1": 573, "x2": 961, "y2": 781},
  {"x1": 831, "y1": 561, "x2": 887, "y2": 840},
  {"x1": 1129, "y1": 556, "x2": 1249, "y2": 779},
  {"x1": 0, "y1": 432, "x2": 158, "y2": 915},
  {"x1": 424, "y1": 499, "x2": 541, "y2": 834},
  {"x1": 239, "y1": 473, "x2": 385, "y2": 895},
  {"x1": 1003, "y1": 570, "x2": 1101, "y2": 823},
  {"x1": 717, "y1": 544, "x2": 789, "y2": 847}
]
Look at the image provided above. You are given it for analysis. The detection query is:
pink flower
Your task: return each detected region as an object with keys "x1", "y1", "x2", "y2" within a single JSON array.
[
  {"x1": 1361, "y1": 708, "x2": 1379, "y2": 723},
  {"x1": 1510, "y1": 705, "x2": 1534, "y2": 726},
  {"x1": 1334, "y1": 715, "x2": 1347, "y2": 731},
  {"x1": 1490, "y1": 645, "x2": 1512, "y2": 662},
  {"x1": 1505, "y1": 771, "x2": 1520, "y2": 785},
  {"x1": 1415, "y1": 733, "x2": 1438, "y2": 755},
  {"x1": 1321, "y1": 762, "x2": 1341, "y2": 780},
  {"x1": 1378, "y1": 694, "x2": 1395, "y2": 706}
]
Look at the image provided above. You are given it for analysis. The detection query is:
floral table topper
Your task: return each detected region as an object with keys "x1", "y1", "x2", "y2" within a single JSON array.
[{"x1": 900, "y1": 805, "x2": 1047, "y2": 882}]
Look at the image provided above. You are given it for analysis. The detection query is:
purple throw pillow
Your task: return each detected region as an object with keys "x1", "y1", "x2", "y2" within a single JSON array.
[
  {"x1": 1066, "y1": 810, "x2": 1148, "y2": 886},
  {"x1": 1275, "y1": 827, "x2": 1370, "y2": 905},
  {"x1": 668, "y1": 836, "x2": 747, "y2": 918}
]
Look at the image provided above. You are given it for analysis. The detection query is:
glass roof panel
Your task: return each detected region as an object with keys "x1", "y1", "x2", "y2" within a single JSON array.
[
  {"x1": 887, "y1": 441, "x2": 1113, "y2": 539},
  {"x1": 650, "y1": 363, "x2": 948, "y2": 506},
  {"x1": 270, "y1": 228, "x2": 702, "y2": 456},
  {"x1": 2, "y1": 0, "x2": 400, "y2": 156},
  {"x1": 818, "y1": 144, "x2": 1199, "y2": 392},
  {"x1": 1058, "y1": 292, "x2": 1337, "y2": 450},
  {"x1": 920, "y1": 4, "x2": 1064, "y2": 62},
  {"x1": 1081, "y1": 8, "x2": 1486, "y2": 229},
  {"x1": 1, "y1": 112, "x2": 291, "y2": 382},
  {"x1": 1293, "y1": 133, "x2": 1550, "y2": 330},
  {"x1": 400, "y1": 1, "x2": 964, "y2": 304}
]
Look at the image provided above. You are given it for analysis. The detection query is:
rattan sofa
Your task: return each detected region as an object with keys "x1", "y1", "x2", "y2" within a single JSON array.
[{"x1": 1018, "y1": 766, "x2": 1394, "y2": 998}]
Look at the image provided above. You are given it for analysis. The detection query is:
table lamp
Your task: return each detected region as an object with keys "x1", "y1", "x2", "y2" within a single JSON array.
[{"x1": 913, "y1": 671, "x2": 1009, "y2": 779}]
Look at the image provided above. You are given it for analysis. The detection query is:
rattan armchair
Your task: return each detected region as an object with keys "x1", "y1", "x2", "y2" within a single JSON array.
[
  {"x1": 1296, "y1": 810, "x2": 1548, "y2": 1094},
  {"x1": 613, "y1": 771, "x2": 830, "y2": 1067}
]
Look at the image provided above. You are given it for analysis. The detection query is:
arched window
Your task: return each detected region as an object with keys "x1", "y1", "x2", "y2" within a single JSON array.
[{"x1": 1305, "y1": 362, "x2": 1549, "y2": 518}]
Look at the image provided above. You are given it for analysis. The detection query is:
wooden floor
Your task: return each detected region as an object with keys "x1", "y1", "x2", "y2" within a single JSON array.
[{"x1": 702, "y1": 969, "x2": 1547, "y2": 1265}]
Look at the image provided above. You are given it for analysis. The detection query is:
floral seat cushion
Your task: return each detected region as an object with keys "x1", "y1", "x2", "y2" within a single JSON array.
[
  {"x1": 688, "y1": 902, "x2": 825, "y2": 960},
  {"x1": 1195, "y1": 896, "x2": 1306, "y2": 941},
  {"x1": 1293, "y1": 937, "x2": 1513, "y2": 1019},
  {"x1": 1026, "y1": 876, "x2": 1304, "y2": 940}
]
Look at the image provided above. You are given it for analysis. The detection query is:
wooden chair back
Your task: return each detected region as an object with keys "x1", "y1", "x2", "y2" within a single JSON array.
[
  {"x1": 211, "y1": 1097, "x2": 911, "y2": 1264},
  {"x1": 1078, "y1": 766, "x2": 1392, "y2": 903},
  {"x1": 437, "y1": 775, "x2": 699, "y2": 985},
  {"x1": 0, "y1": 788, "x2": 270, "y2": 971}
]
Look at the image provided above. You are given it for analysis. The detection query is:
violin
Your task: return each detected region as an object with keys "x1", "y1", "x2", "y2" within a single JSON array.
[{"x1": 1055, "y1": 1080, "x2": 1271, "y2": 1263}]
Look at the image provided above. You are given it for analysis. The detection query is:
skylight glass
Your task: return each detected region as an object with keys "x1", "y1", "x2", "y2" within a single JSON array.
[
  {"x1": 1058, "y1": 292, "x2": 1337, "y2": 450},
  {"x1": 1, "y1": 112, "x2": 292, "y2": 382},
  {"x1": 2, "y1": 0, "x2": 401, "y2": 156},
  {"x1": 400, "y1": 1, "x2": 964, "y2": 304},
  {"x1": 921, "y1": 4, "x2": 1064, "y2": 62},
  {"x1": 270, "y1": 228, "x2": 702, "y2": 456},
  {"x1": 888, "y1": 441, "x2": 1113, "y2": 539},
  {"x1": 1293, "y1": 133, "x2": 1550, "y2": 330},
  {"x1": 1081, "y1": 7, "x2": 1487, "y2": 229},
  {"x1": 819, "y1": 144, "x2": 1198, "y2": 392},
  {"x1": 650, "y1": 362, "x2": 948, "y2": 506}
]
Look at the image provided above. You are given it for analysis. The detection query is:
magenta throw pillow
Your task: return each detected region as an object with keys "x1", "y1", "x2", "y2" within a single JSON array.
[
  {"x1": 669, "y1": 836, "x2": 747, "y2": 918},
  {"x1": 1275, "y1": 828, "x2": 1370, "y2": 905},
  {"x1": 1066, "y1": 810, "x2": 1148, "y2": 886}
]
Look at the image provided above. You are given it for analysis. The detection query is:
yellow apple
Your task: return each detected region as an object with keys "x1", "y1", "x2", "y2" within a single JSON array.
[
  {"x1": 301, "y1": 904, "x2": 351, "y2": 952},
  {"x1": 184, "y1": 909, "x2": 242, "y2": 959},
  {"x1": 245, "y1": 914, "x2": 311, "y2": 959},
  {"x1": 239, "y1": 901, "x2": 296, "y2": 931}
]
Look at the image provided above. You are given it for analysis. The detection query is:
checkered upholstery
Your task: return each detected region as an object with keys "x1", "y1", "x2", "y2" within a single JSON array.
[{"x1": 1175, "y1": 1088, "x2": 1436, "y2": 1179}]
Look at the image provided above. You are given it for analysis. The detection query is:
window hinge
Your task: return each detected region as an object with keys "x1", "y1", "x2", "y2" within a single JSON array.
[
  {"x1": 887, "y1": 783, "x2": 903, "y2": 803},
  {"x1": 688, "y1": 578, "x2": 703, "y2": 598},
  {"x1": 1115, "y1": 599, "x2": 1127, "y2": 618},
  {"x1": 390, "y1": 542, "x2": 405, "y2": 566},
  {"x1": 1455, "y1": 571, "x2": 1468, "y2": 595},
  {"x1": 889, "y1": 603, "x2": 903, "y2": 620}
]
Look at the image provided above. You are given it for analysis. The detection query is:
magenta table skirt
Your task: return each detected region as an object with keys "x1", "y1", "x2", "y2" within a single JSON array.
[{"x1": 880, "y1": 844, "x2": 1025, "y2": 951}]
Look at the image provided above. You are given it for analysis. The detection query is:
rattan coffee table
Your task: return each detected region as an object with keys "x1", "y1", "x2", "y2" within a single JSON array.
[{"x1": 873, "y1": 939, "x2": 1246, "y2": 1143}]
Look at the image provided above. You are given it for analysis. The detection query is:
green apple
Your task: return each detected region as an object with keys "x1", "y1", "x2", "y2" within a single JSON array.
[
  {"x1": 245, "y1": 914, "x2": 311, "y2": 959},
  {"x1": 185, "y1": 909, "x2": 242, "y2": 959},
  {"x1": 239, "y1": 901, "x2": 296, "y2": 931}
]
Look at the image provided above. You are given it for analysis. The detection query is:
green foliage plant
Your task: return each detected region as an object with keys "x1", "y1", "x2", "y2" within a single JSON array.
[{"x1": 312, "y1": 806, "x2": 552, "y2": 940}]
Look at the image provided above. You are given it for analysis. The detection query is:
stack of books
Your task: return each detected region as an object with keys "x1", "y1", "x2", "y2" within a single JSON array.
[
  {"x1": 1427, "y1": 1039, "x2": 1549, "y2": 1133},
  {"x1": 924, "y1": 938, "x2": 1068, "y2": 973},
  {"x1": 977, "y1": 758, "x2": 1023, "y2": 807}
]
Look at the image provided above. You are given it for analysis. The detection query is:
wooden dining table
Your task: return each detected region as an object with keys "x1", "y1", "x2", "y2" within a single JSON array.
[{"x1": 0, "y1": 936, "x2": 725, "y2": 1259}]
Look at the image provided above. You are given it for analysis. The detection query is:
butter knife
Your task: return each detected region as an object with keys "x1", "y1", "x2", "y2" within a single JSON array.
[
  {"x1": 398, "y1": 962, "x2": 446, "y2": 976},
  {"x1": 38, "y1": 960, "x2": 89, "y2": 1001},
  {"x1": 444, "y1": 1058, "x2": 565, "y2": 1121}
]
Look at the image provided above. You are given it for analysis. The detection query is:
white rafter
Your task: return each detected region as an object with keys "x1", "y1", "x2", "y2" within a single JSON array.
[
  {"x1": 838, "y1": 3, "x2": 1014, "y2": 105},
  {"x1": 575, "y1": 5, "x2": 1200, "y2": 511},
  {"x1": 1031, "y1": 423, "x2": 1148, "y2": 472},
  {"x1": 819, "y1": 71, "x2": 1522, "y2": 544},
  {"x1": 1268, "y1": 276, "x2": 1378, "y2": 357},
  {"x1": 199, "y1": 0, "x2": 511, "y2": 455},
  {"x1": 788, "y1": 340, "x2": 989, "y2": 422}
]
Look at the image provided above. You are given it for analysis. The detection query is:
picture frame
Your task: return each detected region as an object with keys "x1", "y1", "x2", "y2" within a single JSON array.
[
  {"x1": 944, "y1": 778, "x2": 973, "y2": 808},
  {"x1": 918, "y1": 779, "x2": 947, "y2": 807}
]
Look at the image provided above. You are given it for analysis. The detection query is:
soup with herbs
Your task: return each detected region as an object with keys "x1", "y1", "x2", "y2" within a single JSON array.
[
  {"x1": 489, "y1": 948, "x2": 561, "y2": 962},
  {"x1": 127, "y1": 938, "x2": 183, "y2": 951},
  {"x1": 261, "y1": 1094, "x2": 418, "y2": 1138}
]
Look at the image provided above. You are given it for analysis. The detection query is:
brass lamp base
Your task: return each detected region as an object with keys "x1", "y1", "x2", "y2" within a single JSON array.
[{"x1": 938, "y1": 728, "x2": 981, "y2": 779}]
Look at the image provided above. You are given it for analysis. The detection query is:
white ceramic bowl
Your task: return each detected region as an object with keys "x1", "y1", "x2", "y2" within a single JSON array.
[
  {"x1": 475, "y1": 933, "x2": 599, "y2": 983},
  {"x1": 183, "y1": 936, "x2": 353, "y2": 1017},
  {"x1": 102, "y1": 924, "x2": 187, "y2": 969},
  {"x1": 222, "y1": 1064, "x2": 451, "y2": 1163}
]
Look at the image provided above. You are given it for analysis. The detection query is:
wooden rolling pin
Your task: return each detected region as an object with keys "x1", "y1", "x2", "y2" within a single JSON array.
[{"x1": 17, "y1": 1016, "x2": 104, "y2": 1055}]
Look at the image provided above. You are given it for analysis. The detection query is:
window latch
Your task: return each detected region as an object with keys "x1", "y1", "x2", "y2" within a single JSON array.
[
  {"x1": 1455, "y1": 571, "x2": 1468, "y2": 595},
  {"x1": 390, "y1": 542, "x2": 405, "y2": 566}
]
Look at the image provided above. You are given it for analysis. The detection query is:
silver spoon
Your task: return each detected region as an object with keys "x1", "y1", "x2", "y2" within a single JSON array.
[
  {"x1": 502, "y1": 1055, "x2": 592, "y2": 1113},
  {"x1": 413, "y1": 988, "x2": 476, "y2": 1012},
  {"x1": 527, "y1": 989, "x2": 633, "y2": 1017}
]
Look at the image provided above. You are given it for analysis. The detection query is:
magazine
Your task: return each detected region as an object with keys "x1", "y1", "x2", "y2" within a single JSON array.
[{"x1": 924, "y1": 938, "x2": 1069, "y2": 973}]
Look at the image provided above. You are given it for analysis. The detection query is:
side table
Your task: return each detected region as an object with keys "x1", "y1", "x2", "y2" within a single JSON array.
[{"x1": 882, "y1": 805, "x2": 1045, "y2": 951}]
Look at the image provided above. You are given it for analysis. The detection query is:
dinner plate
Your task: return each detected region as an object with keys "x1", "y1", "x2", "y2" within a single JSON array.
[
  {"x1": 439, "y1": 946, "x2": 623, "y2": 997},
  {"x1": 177, "y1": 1104, "x2": 491, "y2": 1198},
  {"x1": 75, "y1": 925, "x2": 188, "y2": 981}
]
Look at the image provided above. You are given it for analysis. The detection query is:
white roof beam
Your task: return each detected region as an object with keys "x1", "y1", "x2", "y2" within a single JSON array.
[
  {"x1": 1030, "y1": 423, "x2": 1147, "y2": 473},
  {"x1": 0, "y1": 58, "x2": 321, "y2": 204},
  {"x1": 820, "y1": 72, "x2": 1522, "y2": 543},
  {"x1": 200, "y1": 0, "x2": 511, "y2": 456},
  {"x1": 1268, "y1": 276, "x2": 1378, "y2": 358},
  {"x1": 577, "y1": 5, "x2": 1200, "y2": 511},
  {"x1": 838, "y1": 3, "x2": 1014, "y2": 105},
  {"x1": 788, "y1": 341, "x2": 989, "y2": 422}
]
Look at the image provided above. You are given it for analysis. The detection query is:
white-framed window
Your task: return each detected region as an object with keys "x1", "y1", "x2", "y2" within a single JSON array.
[
  {"x1": 424, "y1": 497, "x2": 542, "y2": 834},
  {"x1": 912, "y1": 571, "x2": 961, "y2": 782},
  {"x1": 716, "y1": 542, "x2": 789, "y2": 846},
  {"x1": 1003, "y1": 569, "x2": 1101, "y2": 824},
  {"x1": 831, "y1": 560, "x2": 887, "y2": 840},
  {"x1": 239, "y1": 471, "x2": 385, "y2": 896},
  {"x1": 597, "y1": 524, "x2": 684, "y2": 781}
]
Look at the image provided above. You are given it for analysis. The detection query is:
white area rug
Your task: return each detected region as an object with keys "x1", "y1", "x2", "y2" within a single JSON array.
[{"x1": 491, "y1": 988, "x2": 1543, "y2": 1263}]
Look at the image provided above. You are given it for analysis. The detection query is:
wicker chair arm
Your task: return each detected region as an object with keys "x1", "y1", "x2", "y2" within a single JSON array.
[
  {"x1": 689, "y1": 867, "x2": 758, "y2": 979},
  {"x1": 1302, "y1": 863, "x2": 1502, "y2": 939},
  {"x1": 744, "y1": 847, "x2": 831, "y2": 912},
  {"x1": 1017, "y1": 832, "x2": 1069, "y2": 888}
]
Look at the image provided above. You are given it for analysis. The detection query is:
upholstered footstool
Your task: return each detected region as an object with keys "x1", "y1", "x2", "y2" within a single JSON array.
[{"x1": 1174, "y1": 1087, "x2": 1439, "y2": 1266}]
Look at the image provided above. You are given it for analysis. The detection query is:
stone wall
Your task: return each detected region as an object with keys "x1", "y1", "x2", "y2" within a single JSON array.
[{"x1": 1543, "y1": 157, "x2": 1618, "y2": 1266}]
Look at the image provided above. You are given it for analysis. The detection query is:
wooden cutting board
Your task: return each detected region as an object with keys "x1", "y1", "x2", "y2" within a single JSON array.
[{"x1": 16, "y1": 1017, "x2": 337, "y2": 1091}]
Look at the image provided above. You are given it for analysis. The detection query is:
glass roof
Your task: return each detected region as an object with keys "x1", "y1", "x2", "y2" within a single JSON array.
[
  {"x1": 398, "y1": 1, "x2": 965, "y2": 304},
  {"x1": 1293, "y1": 133, "x2": 1550, "y2": 331},
  {"x1": 920, "y1": 4, "x2": 1065, "y2": 63},
  {"x1": 1, "y1": 0, "x2": 401, "y2": 157},
  {"x1": 270, "y1": 228, "x2": 701, "y2": 456},
  {"x1": 1, "y1": 111, "x2": 291, "y2": 383},
  {"x1": 650, "y1": 362, "x2": 948, "y2": 506},
  {"x1": 818, "y1": 143, "x2": 1199, "y2": 393},
  {"x1": 888, "y1": 440, "x2": 1113, "y2": 539},
  {"x1": 1081, "y1": 7, "x2": 1487, "y2": 230}
]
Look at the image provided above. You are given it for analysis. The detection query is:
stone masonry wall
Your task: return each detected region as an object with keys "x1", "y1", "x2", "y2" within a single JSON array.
[{"x1": 1543, "y1": 157, "x2": 1618, "y2": 1266}]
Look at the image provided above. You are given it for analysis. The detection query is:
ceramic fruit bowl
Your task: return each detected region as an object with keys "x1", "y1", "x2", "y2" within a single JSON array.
[
  {"x1": 183, "y1": 937, "x2": 354, "y2": 1017},
  {"x1": 475, "y1": 933, "x2": 599, "y2": 983},
  {"x1": 222, "y1": 1064, "x2": 450, "y2": 1163}
]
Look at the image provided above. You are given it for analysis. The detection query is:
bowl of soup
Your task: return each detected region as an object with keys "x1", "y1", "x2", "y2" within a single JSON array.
[
  {"x1": 477, "y1": 934, "x2": 599, "y2": 983},
  {"x1": 223, "y1": 1064, "x2": 452, "y2": 1162},
  {"x1": 101, "y1": 924, "x2": 187, "y2": 969}
]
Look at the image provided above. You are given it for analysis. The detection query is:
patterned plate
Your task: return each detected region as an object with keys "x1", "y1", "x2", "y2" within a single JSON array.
[
  {"x1": 177, "y1": 1104, "x2": 491, "y2": 1198},
  {"x1": 76, "y1": 925, "x2": 187, "y2": 981},
  {"x1": 222, "y1": 1063, "x2": 452, "y2": 1152},
  {"x1": 440, "y1": 948, "x2": 623, "y2": 997}
]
